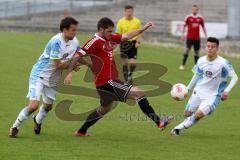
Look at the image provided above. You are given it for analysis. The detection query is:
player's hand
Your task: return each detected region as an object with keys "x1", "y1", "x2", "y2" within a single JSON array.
[
  {"x1": 221, "y1": 91, "x2": 228, "y2": 101},
  {"x1": 73, "y1": 62, "x2": 81, "y2": 72},
  {"x1": 143, "y1": 22, "x2": 155, "y2": 31},
  {"x1": 181, "y1": 35, "x2": 185, "y2": 42},
  {"x1": 135, "y1": 42, "x2": 140, "y2": 48},
  {"x1": 64, "y1": 73, "x2": 72, "y2": 85}
]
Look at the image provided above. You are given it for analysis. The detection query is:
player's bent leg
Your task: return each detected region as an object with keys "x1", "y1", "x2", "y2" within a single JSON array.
[
  {"x1": 180, "y1": 48, "x2": 190, "y2": 70},
  {"x1": 127, "y1": 87, "x2": 173, "y2": 129},
  {"x1": 33, "y1": 102, "x2": 53, "y2": 135},
  {"x1": 184, "y1": 110, "x2": 193, "y2": 117},
  {"x1": 171, "y1": 94, "x2": 201, "y2": 136},
  {"x1": 10, "y1": 100, "x2": 40, "y2": 138},
  {"x1": 75, "y1": 103, "x2": 113, "y2": 137}
]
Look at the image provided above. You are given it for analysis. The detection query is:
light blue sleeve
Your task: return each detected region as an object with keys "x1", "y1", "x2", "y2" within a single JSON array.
[
  {"x1": 192, "y1": 64, "x2": 203, "y2": 76},
  {"x1": 76, "y1": 40, "x2": 81, "y2": 52},
  {"x1": 224, "y1": 60, "x2": 234, "y2": 77},
  {"x1": 49, "y1": 39, "x2": 62, "y2": 60},
  {"x1": 223, "y1": 60, "x2": 238, "y2": 92}
]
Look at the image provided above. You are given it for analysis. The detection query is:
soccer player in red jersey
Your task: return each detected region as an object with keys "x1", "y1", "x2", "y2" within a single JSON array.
[
  {"x1": 179, "y1": 4, "x2": 207, "y2": 70},
  {"x1": 64, "y1": 17, "x2": 173, "y2": 136}
]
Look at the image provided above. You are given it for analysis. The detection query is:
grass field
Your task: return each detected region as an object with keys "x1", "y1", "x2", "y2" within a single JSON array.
[{"x1": 0, "y1": 31, "x2": 240, "y2": 160}]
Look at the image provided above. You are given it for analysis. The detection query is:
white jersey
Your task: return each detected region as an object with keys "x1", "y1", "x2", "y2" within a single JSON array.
[
  {"x1": 29, "y1": 33, "x2": 80, "y2": 87},
  {"x1": 192, "y1": 56, "x2": 236, "y2": 98}
]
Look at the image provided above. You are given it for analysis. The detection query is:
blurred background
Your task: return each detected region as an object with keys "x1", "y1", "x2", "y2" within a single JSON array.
[{"x1": 0, "y1": 0, "x2": 239, "y2": 54}]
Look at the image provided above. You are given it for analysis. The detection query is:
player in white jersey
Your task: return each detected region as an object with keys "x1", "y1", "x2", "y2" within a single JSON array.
[
  {"x1": 171, "y1": 37, "x2": 238, "y2": 136},
  {"x1": 9, "y1": 17, "x2": 84, "y2": 138}
]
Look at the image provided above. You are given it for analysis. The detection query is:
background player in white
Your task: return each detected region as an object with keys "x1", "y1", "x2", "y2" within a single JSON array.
[
  {"x1": 171, "y1": 37, "x2": 238, "y2": 136},
  {"x1": 9, "y1": 17, "x2": 83, "y2": 138}
]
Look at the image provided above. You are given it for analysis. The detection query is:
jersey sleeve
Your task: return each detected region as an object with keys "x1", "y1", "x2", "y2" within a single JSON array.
[
  {"x1": 49, "y1": 39, "x2": 62, "y2": 60},
  {"x1": 192, "y1": 63, "x2": 203, "y2": 76},
  {"x1": 200, "y1": 17, "x2": 205, "y2": 27},
  {"x1": 184, "y1": 16, "x2": 189, "y2": 26},
  {"x1": 116, "y1": 20, "x2": 122, "y2": 34},
  {"x1": 111, "y1": 33, "x2": 122, "y2": 44},
  {"x1": 223, "y1": 60, "x2": 235, "y2": 77},
  {"x1": 81, "y1": 38, "x2": 98, "y2": 55}
]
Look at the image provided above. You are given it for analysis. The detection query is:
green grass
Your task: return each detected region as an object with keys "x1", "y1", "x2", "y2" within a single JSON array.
[{"x1": 0, "y1": 31, "x2": 240, "y2": 160}]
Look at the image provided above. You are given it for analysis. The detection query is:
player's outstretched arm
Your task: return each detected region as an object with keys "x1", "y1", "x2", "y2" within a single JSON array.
[
  {"x1": 187, "y1": 74, "x2": 201, "y2": 91},
  {"x1": 64, "y1": 53, "x2": 81, "y2": 84},
  {"x1": 221, "y1": 71, "x2": 238, "y2": 101},
  {"x1": 53, "y1": 59, "x2": 70, "y2": 69},
  {"x1": 121, "y1": 22, "x2": 154, "y2": 41}
]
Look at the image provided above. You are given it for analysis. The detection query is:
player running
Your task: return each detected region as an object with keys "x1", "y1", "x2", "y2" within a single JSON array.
[
  {"x1": 179, "y1": 4, "x2": 207, "y2": 70},
  {"x1": 9, "y1": 17, "x2": 85, "y2": 138},
  {"x1": 116, "y1": 5, "x2": 142, "y2": 84},
  {"x1": 64, "y1": 17, "x2": 173, "y2": 137},
  {"x1": 171, "y1": 37, "x2": 238, "y2": 136}
]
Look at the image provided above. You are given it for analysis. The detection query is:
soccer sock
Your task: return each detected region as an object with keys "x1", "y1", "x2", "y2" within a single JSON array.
[
  {"x1": 123, "y1": 64, "x2": 129, "y2": 81},
  {"x1": 137, "y1": 97, "x2": 161, "y2": 126},
  {"x1": 129, "y1": 64, "x2": 136, "y2": 77},
  {"x1": 35, "y1": 104, "x2": 49, "y2": 124},
  {"x1": 194, "y1": 55, "x2": 199, "y2": 64},
  {"x1": 175, "y1": 114, "x2": 198, "y2": 130},
  {"x1": 12, "y1": 107, "x2": 30, "y2": 129},
  {"x1": 78, "y1": 108, "x2": 104, "y2": 133},
  {"x1": 182, "y1": 54, "x2": 189, "y2": 65}
]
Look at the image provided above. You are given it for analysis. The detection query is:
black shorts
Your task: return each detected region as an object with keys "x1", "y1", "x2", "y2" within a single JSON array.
[
  {"x1": 186, "y1": 39, "x2": 201, "y2": 51},
  {"x1": 96, "y1": 80, "x2": 133, "y2": 106},
  {"x1": 120, "y1": 40, "x2": 138, "y2": 59}
]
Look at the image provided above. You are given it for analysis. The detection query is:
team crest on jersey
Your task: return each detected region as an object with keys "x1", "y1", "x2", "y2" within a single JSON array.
[
  {"x1": 103, "y1": 41, "x2": 117, "y2": 52},
  {"x1": 205, "y1": 71, "x2": 213, "y2": 78},
  {"x1": 62, "y1": 53, "x2": 69, "y2": 60}
]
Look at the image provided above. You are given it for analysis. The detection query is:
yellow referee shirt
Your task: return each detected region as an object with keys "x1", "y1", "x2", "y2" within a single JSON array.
[{"x1": 116, "y1": 17, "x2": 141, "y2": 41}]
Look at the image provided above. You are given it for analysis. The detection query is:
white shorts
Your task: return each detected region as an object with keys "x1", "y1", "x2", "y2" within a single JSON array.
[
  {"x1": 26, "y1": 79, "x2": 57, "y2": 104},
  {"x1": 185, "y1": 92, "x2": 221, "y2": 116}
]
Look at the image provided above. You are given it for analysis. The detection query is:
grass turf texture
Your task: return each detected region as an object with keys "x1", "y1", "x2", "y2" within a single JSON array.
[{"x1": 0, "y1": 31, "x2": 239, "y2": 160}]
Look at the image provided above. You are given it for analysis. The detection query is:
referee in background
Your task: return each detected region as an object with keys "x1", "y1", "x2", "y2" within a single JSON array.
[{"x1": 116, "y1": 5, "x2": 141, "y2": 84}]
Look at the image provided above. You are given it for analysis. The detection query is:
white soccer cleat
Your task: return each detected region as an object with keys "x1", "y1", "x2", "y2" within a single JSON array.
[
  {"x1": 179, "y1": 65, "x2": 185, "y2": 70},
  {"x1": 171, "y1": 129, "x2": 180, "y2": 136}
]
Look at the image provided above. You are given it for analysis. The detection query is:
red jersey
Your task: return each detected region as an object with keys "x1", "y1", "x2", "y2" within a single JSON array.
[
  {"x1": 81, "y1": 33, "x2": 122, "y2": 87},
  {"x1": 184, "y1": 14, "x2": 205, "y2": 40}
]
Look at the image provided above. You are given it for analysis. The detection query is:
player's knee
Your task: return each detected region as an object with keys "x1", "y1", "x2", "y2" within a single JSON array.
[
  {"x1": 131, "y1": 86, "x2": 145, "y2": 98},
  {"x1": 99, "y1": 105, "x2": 112, "y2": 115},
  {"x1": 195, "y1": 111, "x2": 204, "y2": 120},
  {"x1": 185, "y1": 48, "x2": 190, "y2": 54},
  {"x1": 44, "y1": 103, "x2": 53, "y2": 112},
  {"x1": 28, "y1": 101, "x2": 39, "y2": 113},
  {"x1": 184, "y1": 111, "x2": 192, "y2": 117}
]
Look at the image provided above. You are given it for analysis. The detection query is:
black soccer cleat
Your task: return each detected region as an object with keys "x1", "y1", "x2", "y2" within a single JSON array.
[
  {"x1": 157, "y1": 115, "x2": 174, "y2": 130},
  {"x1": 33, "y1": 115, "x2": 42, "y2": 135},
  {"x1": 9, "y1": 127, "x2": 19, "y2": 138},
  {"x1": 171, "y1": 129, "x2": 180, "y2": 136}
]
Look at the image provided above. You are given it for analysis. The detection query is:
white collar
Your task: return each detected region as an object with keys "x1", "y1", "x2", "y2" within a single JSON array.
[
  {"x1": 191, "y1": 14, "x2": 199, "y2": 18},
  {"x1": 94, "y1": 33, "x2": 106, "y2": 41}
]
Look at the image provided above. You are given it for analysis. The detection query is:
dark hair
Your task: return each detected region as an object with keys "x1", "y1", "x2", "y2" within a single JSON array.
[
  {"x1": 207, "y1": 37, "x2": 219, "y2": 47},
  {"x1": 60, "y1": 16, "x2": 78, "y2": 32},
  {"x1": 192, "y1": 4, "x2": 198, "y2": 8},
  {"x1": 97, "y1": 17, "x2": 114, "y2": 30},
  {"x1": 125, "y1": 5, "x2": 134, "y2": 10}
]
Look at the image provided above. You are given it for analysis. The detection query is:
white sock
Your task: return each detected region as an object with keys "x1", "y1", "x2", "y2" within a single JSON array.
[
  {"x1": 174, "y1": 119, "x2": 188, "y2": 130},
  {"x1": 12, "y1": 107, "x2": 30, "y2": 129},
  {"x1": 35, "y1": 105, "x2": 48, "y2": 124},
  {"x1": 175, "y1": 115, "x2": 198, "y2": 130}
]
